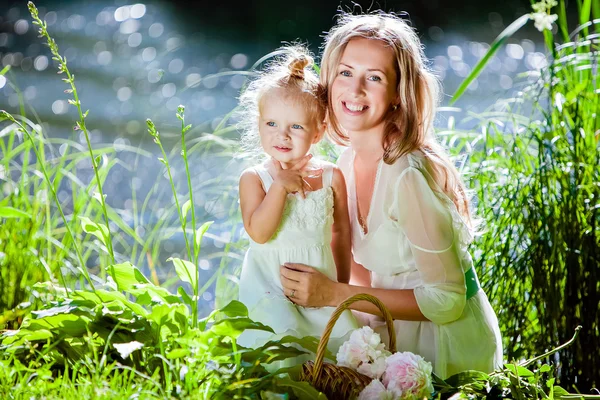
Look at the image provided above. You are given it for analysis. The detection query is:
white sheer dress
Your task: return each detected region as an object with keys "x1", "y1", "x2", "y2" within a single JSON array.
[{"x1": 338, "y1": 148, "x2": 503, "y2": 379}]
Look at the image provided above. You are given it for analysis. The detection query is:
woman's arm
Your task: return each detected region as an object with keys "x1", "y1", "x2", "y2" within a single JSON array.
[
  {"x1": 280, "y1": 263, "x2": 426, "y2": 320},
  {"x1": 239, "y1": 168, "x2": 287, "y2": 244},
  {"x1": 330, "y1": 166, "x2": 351, "y2": 283}
]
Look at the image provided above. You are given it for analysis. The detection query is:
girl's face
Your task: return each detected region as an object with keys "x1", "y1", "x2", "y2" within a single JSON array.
[
  {"x1": 258, "y1": 88, "x2": 323, "y2": 168},
  {"x1": 330, "y1": 38, "x2": 398, "y2": 135}
]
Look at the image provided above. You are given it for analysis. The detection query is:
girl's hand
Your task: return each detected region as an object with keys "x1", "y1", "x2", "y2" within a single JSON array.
[
  {"x1": 271, "y1": 155, "x2": 322, "y2": 199},
  {"x1": 280, "y1": 263, "x2": 339, "y2": 307}
]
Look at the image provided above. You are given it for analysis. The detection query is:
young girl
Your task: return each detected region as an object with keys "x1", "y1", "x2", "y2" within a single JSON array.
[
  {"x1": 236, "y1": 45, "x2": 358, "y2": 355},
  {"x1": 280, "y1": 13, "x2": 504, "y2": 378}
]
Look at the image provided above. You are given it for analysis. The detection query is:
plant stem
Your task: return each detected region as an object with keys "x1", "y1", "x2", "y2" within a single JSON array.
[
  {"x1": 27, "y1": 1, "x2": 117, "y2": 280},
  {"x1": 177, "y1": 106, "x2": 199, "y2": 328}
]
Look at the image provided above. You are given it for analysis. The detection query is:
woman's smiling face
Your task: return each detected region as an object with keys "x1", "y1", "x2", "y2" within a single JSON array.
[{"x1": 330, "y1": 38, "x2": 399, "y2": 135}]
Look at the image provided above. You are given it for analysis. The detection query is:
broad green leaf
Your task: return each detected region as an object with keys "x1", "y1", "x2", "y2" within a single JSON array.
[
  {"x1": 113, "y1": 341, "x2": 144, "y2": 358},
  {"x1": 445, "y1": 370, "x2": 490, "y2": 387},
  {"x1": 134, "y1": 284, "x2": 180, "y2": 305},
  {"x1": 23, "y1": 313, "x2": 91, "y2": 337},
  {"x1": 272, "y1": 376, "x2": 328, "y2": 400},
  {"x1": 194, "y1": 221, "x2": 213, "y2": 255},
  {"x1": 31, "y1": 305, "x2": 75, "y2": 319},
  {"x1": 106, "y1": 262, "x2": 149, "y2": 291},
  {"x1": 505, "y1": 363, "x2": 534, "y2": 377},
  {"x1": 450, "y1": 14, "x2": 530, "y2": 104},
  {"x1": 240, "y1": 341, "x2": 308, "y2": 364},
  {"x1": 79, "y1": 216, "x2": 109, "y2": 247},
  {"x1": 73, "y1": 289, "x2": 147, "y2": 317},
  {"x1": 217, "y1": 300, "x2": 248, "y2": 318},
  {"x1": 168, "y1": 257, "x2": 197, "y2": 287},
  {"x1": 0, "y1": 206, "x2": 31, "y2": 219},
  {"x1": 167, "y1": 348, "x2": 190, "y2": 359},
  {"x1": 210, "y1": 317, "x2": 274, "y2": 339},
  {"x1": 539, "y1": 364, "x2": 551, "y2": 373}
]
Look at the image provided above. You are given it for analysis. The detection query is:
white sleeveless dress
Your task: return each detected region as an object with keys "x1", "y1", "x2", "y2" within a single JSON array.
[
  {"x1": 237, "y1": 160, "x2": 359, "y2": 355},
  {"x1": 338, "y1": 148, "x2": 503, "y2": 379}
]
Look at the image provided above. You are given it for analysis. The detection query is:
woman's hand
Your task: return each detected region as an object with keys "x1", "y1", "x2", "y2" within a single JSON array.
[
  {"x1": 280, "y1": 263, "x2": 340, "y2": 307},
  {"x1": 271, "y1": 155, "x2": 322, "y2": 199}
]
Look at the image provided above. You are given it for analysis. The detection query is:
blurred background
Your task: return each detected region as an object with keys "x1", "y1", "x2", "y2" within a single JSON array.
[{"x1": 0, "y1": 0, "x2": 565, "y2": 311}]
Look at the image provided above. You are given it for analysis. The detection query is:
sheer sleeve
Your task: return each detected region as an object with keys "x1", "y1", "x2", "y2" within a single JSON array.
[{"x1": 394, "y1": 167, "x2": 466, "y2": 325}]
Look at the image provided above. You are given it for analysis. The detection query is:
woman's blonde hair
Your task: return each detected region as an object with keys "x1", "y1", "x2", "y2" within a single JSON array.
[
  {"x1": 237, "y1": 45, "x2": 327, "y2": 158},
  {"x1": 320, "y1": 12, "x2": 472, "y2": 224}
]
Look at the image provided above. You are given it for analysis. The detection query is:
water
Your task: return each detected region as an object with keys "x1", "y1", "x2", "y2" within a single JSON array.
[{"x1": 0, "y1": 1, "x2": 551, "y2": 314}]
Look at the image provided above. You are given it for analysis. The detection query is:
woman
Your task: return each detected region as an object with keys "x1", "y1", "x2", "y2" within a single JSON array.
[{"x1": 279, "y1": 12, "x2": 503, "y2": 378}]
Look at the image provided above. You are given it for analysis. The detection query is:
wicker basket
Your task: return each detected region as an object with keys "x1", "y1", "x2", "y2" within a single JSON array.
[{"x1": 299, "y1": 293, "x2": 397, "y2": 399}]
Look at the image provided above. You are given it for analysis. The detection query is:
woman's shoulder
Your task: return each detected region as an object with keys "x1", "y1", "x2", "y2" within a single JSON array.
[{"x1": 387, "y1": 149, "x2": 427, "y2": 177}]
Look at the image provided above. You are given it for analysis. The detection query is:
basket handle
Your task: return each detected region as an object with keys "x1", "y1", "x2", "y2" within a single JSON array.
[{"x1": 311, "y1": 293, "x2": 397, "y2": 386}]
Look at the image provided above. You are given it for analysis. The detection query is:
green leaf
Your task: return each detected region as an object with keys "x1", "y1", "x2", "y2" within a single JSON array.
[
  {"x1": 31, "y1": 305, "x2": 75, "y2": 319},
  {"x1": 178, "y1": 286, "x2": 193, "y2": 307},
  {"x1": 113, "y1": 341, "x2": 144, "y2": 358},
  {"x1": 106, "y1": 262, "x2": 150, "y2": 291},
  {"x1": 0, "y1": 65, "x2": 10, "y2": 76},
  {"x1": 444, "y1": 370, "x2": 490, "y2": 387},
  {"x1": 0, "y1": 206, "x2": 31, "y2": 219},
  {"x1": 73, "y1": 289, "x2": 148, "y2": 317},
  {"x1": 272, "y1": 376, "x2": 328, "y2": 400},
  {"x1": 240, "y1": 340, "x2": 308, "y2": 364},
  {"x1": 194, "y1": 221, "x2": 213, "y2": 255},
  {"x1": 450, "y1": 14, "x2": 530, "y2": 104},
  {"x1": 539, "y1": 364, "x2": 551, "y2": 373},
  {"x1": 181, "y1": 199, "x2": 192, "y2": 220},
  {"x1": 217, "y1": 300, "x2": 248, "y2": 318},
  {"x1": 79, "y1": 216, "x2": 109, "y2": 247},
  {"x1": 167, "y1": 348, "x2": 190, "y2": 359},
  {"x1": 210, "y1": 317, "x2": 274, "y2": 339},
  {"x1": 22, "y1": 313, "x2": 91, "y2": 337},
  {"x1": 505, "y1": 363, "x2": 534, "y2": 377},
  {"x1": 168, "y1": 257, "x2": 197, "y2": 287}
]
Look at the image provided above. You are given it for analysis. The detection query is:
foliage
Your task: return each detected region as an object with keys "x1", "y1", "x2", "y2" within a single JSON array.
[{"x1": 446, "y1": 0, "x2": 599, "y2": 390}]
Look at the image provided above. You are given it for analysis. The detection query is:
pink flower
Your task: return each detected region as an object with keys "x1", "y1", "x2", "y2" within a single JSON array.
[
  {"x1": 358, "y1": 379, "x2": 402, "y2": 400},
  {"x1": 383, "y1": 352, "x2": 434, "y2": 400}
]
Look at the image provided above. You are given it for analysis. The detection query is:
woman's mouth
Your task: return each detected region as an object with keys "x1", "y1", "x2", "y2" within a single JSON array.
[
  {"x1": 274, "y1": 146, "x2": 291, "y2": 153},
  {"x1": 342, "y1": 101, "x2": 369, "y2": 115}
]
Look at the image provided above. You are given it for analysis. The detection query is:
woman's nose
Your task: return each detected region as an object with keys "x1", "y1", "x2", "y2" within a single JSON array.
[{"x1": 349, "y1": 77, "x2": 365, "y2": 96}]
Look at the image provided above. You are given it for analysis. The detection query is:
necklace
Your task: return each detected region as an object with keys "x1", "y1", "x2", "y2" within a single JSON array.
[{"x1": 355, "y1": 155, "x2": 382, "y2": 235}]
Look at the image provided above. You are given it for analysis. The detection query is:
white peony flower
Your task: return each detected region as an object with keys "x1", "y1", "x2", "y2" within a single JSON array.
[
  {"x1": 358, "y1": 379, "x2": 402, "y2": 400},
  {"x1": 383, "y1": 352, "x2": 434, "y2": 400},
  {"x1": 337, "y1": 341, "x2": 368, "y2": 369},
  {"x1": 531, "y1": 12, "x2": 558, "y2": 32},
  {"x1": 357, "y1": 355, "x2": 388, "y2": 379}
]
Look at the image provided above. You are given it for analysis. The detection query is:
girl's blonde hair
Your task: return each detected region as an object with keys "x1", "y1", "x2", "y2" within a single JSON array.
[
  {"x1": 320, "y1": 12, "x2": 472, "y2": 225},
  {"x1": 237, "y1": 45, "x2": 327, "y2": 158}
]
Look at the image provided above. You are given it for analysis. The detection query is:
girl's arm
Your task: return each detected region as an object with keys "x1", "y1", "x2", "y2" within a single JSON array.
[
  {"x1": 239, "y1": 168, "x2": 287, "y2": 244},
  {"x1": 330, "y1": 166, "x2": 351, "y2": 283},
  {"x1": 240, "y1": 155, "x2": 321, "y2": 244}
]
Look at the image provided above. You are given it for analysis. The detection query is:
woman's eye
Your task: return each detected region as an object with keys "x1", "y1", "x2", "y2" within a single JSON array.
[
  {"x1": 266, "y1": 121, "x2": 276, "y2": 127},
  {"x1": 369, "y1": 75, "x2": 382, "y2": 82},
  {"x1": 291, "y1": 124, "x2": 303, "y2": 130},
  {"x1": 340, "y1": 70, "x2": 352, "y2": 77}
]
